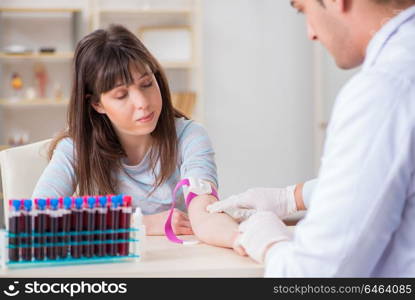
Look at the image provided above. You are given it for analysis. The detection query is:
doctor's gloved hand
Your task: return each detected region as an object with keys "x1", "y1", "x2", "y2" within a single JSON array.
[
  {"x1": 206, "y1": 185, "x2": 298, "y2": 222},
  {"x1": 234, "y1": 211, "x2": 293, "y2": 263}
]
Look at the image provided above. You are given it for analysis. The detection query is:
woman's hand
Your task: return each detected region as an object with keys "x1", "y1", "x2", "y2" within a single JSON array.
[{"x1": 143, "y1": 209, "x2": 194, "y2": 236}]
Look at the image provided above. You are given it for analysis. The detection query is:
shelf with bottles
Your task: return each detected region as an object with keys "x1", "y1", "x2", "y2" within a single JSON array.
[
  {"x1": 3, "y1": 64, "x2": 68, "y2": 108},
  {"x1": 0, "y1": 5, "x2": 84, "y2": 110}
]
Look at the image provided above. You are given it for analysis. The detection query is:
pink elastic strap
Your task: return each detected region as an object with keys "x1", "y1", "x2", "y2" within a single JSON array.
[{"x1": 164, "y1": 179, "x2": 218, "y2": 244}]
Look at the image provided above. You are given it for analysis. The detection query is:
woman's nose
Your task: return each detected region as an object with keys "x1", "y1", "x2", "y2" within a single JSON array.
[{"x1": 130, "y1": 89, "x2": 149, "y2": 110}]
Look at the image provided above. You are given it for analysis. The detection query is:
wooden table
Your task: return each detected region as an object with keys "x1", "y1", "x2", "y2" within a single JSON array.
[{"x1": 0, "y1": 235, "x2": 264, "y2": 278}]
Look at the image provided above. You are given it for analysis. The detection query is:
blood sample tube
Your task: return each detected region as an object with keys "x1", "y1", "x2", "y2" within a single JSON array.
[
  {"x1": 83, "y1": 196, "x2": 96, "y2": 258},
  {"x1": 47, "y1": 198, "x2": 59, "y2": 260},
  {"x1": 34, "y1": 199, "x2": 47, "y2": 260},
  {"x1": 118, "y1": 195, "x2": 132, "y2": 256},
  {"x1": 71, "y1": 197, "x2": 83, "y2": 259},
  {"x1": 81, "y1": 196, "x2": 89, "y2": 256},
  {"x1": 45, "y1": 198, "x2": 51, "y2": 232},
  {"x1": 60, "y1": 197, "x2": 72, "y2": 259},
  {"x1": 93, "y1": 196, "x2": 99, "y2": 256},
  {"x1": 57, "y1": 197, "x2": 64, "y2": 258},
  {"x1": 96, "y1": 196, "x2": 107, "y2": 257},
  {"x1": 32, "y1": 199, "x2": 39, "y2": 260},
  {"x1": 17, "y1": 200, "x2": 25, "y2": 261},
  {"x1": 21, "y1": 199, "x2": 33, "y2": 261},
  {"x1": 105, "y1": 195, "x2": 112, "y2": 255},
  {"x1": 108, "y1": 195, "x2": 121, "y2": 256},
  {"x1": 8, "y1": 200, "x2": 22, "y2": 262}
]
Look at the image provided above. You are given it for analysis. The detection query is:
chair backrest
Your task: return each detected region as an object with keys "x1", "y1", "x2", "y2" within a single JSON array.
[{"x1": 0, "y1": 139, "x2": 51, "y2": 228}]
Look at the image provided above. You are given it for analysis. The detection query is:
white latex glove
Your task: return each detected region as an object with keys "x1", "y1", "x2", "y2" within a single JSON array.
[
  {"x1": 207, "y1": 185, "x2": 297, "y2": 222},
  {"x1": 234, "y1": 211, "x2": 293, "y2": 263}
]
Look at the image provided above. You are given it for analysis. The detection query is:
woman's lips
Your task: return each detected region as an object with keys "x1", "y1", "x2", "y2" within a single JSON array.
[{"x1": 137, "y1": 112, "x2": 154, "y2": 123}]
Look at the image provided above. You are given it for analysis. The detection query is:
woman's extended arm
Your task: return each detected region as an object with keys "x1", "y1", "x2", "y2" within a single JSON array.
[
  {"x1": 177, "y1": 119, "x2": 242, "y2": 250},
  {"x1": 188, "y1": 193, "x2": 239, "y2": 249}
]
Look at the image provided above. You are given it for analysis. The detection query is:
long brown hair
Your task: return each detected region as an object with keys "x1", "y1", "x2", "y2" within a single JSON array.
[{"x1": 49, "y1": 24, "x2": 186, "y2": 196}]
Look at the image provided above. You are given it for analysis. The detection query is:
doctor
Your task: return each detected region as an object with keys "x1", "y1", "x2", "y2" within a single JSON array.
[{"x1": 208, "y1": 0, "x2": 415, "y2": 277}]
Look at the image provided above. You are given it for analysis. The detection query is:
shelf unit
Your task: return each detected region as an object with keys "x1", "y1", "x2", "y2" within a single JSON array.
[{"x1": 0, "y1": 4, "x2": 84, "y2": 148}]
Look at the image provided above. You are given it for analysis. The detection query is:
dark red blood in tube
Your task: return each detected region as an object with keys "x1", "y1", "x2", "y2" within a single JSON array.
[
  {"x1": 118, "y1": 196, "x2": 132, "y2": 256},
  {"x1": 34, "y1": 199, "x2": 47, "y2": 260},
  {"x1": 71, "y1": 197, "x2": 84, "y2": 258},
  {"x1": 96, "y1": 196, "x2": 107, "y2": 257},
  {"x1": 82, "y1": 197, "x2": 96, "y2": 258},
  {"x1": 47, "y1": 199, "x2": 60, "y2": 260},
  {"x1": 108, "y1": 195, "x2": 120, "y2": 256},
  {"x1": 60, "y1": 197, "x2": 72, "y2": 259},
  {"x1": 8, "y1": 200, "x2": 21, "y2": 262}
]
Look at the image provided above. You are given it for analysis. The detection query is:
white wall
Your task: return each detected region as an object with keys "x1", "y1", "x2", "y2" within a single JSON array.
[{"x1": 202, "y1": 0, "x2": 316, "y2": 197}]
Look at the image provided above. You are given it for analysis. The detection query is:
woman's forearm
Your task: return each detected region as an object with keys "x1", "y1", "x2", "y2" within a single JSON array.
[{"x1": 188, "y1": 194, "x2": 239, "y2": 248}]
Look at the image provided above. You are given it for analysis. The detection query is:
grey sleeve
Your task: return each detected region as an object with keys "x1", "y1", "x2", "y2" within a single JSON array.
[{"x1": 31, "y1": 138, "x2": 76, "y2": 198}]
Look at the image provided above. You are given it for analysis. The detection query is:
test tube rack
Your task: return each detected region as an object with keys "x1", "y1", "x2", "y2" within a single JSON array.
[{"x1": 0, "y1": 194, "x2": 145, "y2": 270}]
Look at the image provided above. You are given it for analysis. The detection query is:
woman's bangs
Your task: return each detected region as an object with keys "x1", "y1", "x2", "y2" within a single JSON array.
[{"x1": 95, "y1": 48, "x2": 149, "y2": 94}]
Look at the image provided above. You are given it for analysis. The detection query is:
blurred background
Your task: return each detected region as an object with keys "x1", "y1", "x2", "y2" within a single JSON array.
[{"x1": 0, "y1": 0, "x2": 358, "y2": 217}]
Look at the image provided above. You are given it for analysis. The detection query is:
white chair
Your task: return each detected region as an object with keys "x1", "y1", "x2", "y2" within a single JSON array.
[{"x1": 0, "y1": 139, "x2": 51, "y2": 228}]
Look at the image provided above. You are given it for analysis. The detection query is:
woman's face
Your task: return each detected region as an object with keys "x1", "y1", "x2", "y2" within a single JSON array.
[{"x1": 93, "y1": 67, "x2": 162, "y2": 139}]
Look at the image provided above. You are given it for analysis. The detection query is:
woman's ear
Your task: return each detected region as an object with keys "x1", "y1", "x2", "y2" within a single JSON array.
[{"x1": 90, "y1": 96, "x2": 106, "y2": 114}]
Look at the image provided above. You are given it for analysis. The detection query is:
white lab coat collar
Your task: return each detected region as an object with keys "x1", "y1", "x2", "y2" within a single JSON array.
[{"x1": 363, "y1": 4, "x2": 415, "y2": 70}]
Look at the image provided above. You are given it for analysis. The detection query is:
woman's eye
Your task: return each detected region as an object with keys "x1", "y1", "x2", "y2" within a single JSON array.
[
  {"x1": 142, "y1": 81, "x2": 153, "y2": 88},
  {"x1": 116, "y1": 93, "x2": 127, "y2": 100}
]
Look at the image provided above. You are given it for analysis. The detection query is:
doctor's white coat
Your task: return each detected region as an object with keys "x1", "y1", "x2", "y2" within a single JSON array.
[{"x1": 266, "y1": 6, "x2": 415, "y2": 277}]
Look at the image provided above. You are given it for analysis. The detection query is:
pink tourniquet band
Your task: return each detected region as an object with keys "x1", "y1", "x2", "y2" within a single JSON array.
[{"x1": 164, "y1": 179, "x2": 218, "y2": 244}]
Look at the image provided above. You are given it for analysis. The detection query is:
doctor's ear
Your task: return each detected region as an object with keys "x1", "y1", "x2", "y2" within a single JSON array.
[
  {"x1": 335, "y1": 0, "x2": 347, "y2": 13},
  {"x1": 326, "y1": 0, "x2": 347, "y2": 13},
  {"x1": 89, "y1": 95, "x2": 106, "y2": 114}
]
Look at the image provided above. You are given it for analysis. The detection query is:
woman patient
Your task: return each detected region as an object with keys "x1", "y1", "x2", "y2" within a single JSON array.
[{"x1": 32, "y1": 24, "x2": 241, "y2": 252}]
